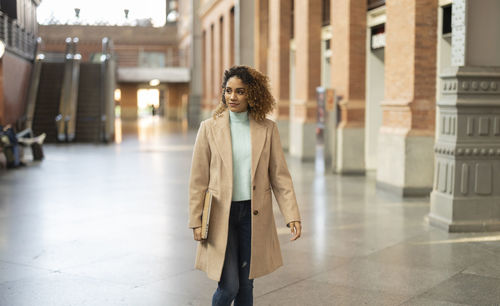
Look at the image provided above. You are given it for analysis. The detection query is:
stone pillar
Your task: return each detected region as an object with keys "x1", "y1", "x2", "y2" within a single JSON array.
[
  {"x1": 223, "y1": 9, "x2": 232, "y2": 70},
  {"x1": 289, "y1": 0, "x2": 321, "y2": 161},
  {"x1": 331, "y1": 0, "x2": 367, "y2": 174},
  {"x1": 430, "y1": 0, "x2": 500, "y2": 232},
  {"x1": 254, "y1": 0, "x2": 268, "y2": 75},
  {"x1": 201, "y1": 25, "x2": 214, "y2": 119},
  {"x1": 214, "y1": 19, "x2": 222, "y2": 104},
  {"x1": 234, "y1": 0, "x2": 254, "y2": 66},
  {"x1": 268, "y1": 0, "x2": 291, "y2": 150},
  {"x1": 188, "y1": 0, "x2": 202, "y2": 128},
  {"x1": 376, "y1": 0, "x2": 437, "y2": 195}
]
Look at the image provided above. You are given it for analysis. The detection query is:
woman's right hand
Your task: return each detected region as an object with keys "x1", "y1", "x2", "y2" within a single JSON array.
[{"x1": 193, "y1": 227, "x2": 202, "y2": 241}]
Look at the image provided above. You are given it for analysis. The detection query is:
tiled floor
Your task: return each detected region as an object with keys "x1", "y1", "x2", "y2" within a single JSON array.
[{"x1": 1, "y1": 117, "x2": 499, "y2": 305}]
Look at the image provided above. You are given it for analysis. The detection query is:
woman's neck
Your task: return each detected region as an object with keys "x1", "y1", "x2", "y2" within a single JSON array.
[{"x1": 229, "y1": 110, "x2": 249, "y2": 122}]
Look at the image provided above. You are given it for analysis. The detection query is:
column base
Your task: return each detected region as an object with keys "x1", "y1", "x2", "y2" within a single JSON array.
[
  {"x1": 376, "y1": 130, "x2": 434, "y2": 197},
  {"x1": 429, "y1": 191, "x2": 500, "y2": 232},
  {"x1": 289, "y1": 120, "x2": 316, "y2": 162},
  {"x1": 376, "y1": 181, "x2": 431, "y2": 197},
  {"x1": 429, "y1": 213, "x2": 500, "y2": 232},
  {"x1": 276, "y1": 119, "x2": 290, "y2": 152},
  {"x1": 336, "y1": 127, "x2": 365, "y2": 175}
]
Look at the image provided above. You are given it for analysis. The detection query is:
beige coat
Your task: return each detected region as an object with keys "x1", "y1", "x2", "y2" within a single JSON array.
[{"x1": 188, "y1": 110, "x2": 301, "y2": 281}]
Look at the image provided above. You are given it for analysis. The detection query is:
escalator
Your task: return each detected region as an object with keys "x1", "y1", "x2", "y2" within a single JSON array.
[
  {"x1": 75, "y1": 63, "x2": 102, "y2": 142},
  {"x1": 31, "y1": 62, "x2": 65, "y2": 143},
  {"x1": 26, "y1": 37, "x2": 116, "y2": 143}
]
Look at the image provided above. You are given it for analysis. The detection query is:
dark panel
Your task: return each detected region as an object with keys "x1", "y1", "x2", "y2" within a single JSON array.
[
  {"x1": 75, "y1": 63, "x2": 102, "y2": 142},
  {"x1": 32, "y1": 62, "x2": 65, "y2": 142},
  {"x1": 0, "y1": 0, "x2": 17, "y2": 19},
  {"x1": 367, "y1": 0, "x2": 385, "y2": 10},
  {"x1": 442, "y1": 5, "x2": 452, "y2": 35},
  {"x1": 322, "y1": 0, "x2": 330, "y2": 26}
]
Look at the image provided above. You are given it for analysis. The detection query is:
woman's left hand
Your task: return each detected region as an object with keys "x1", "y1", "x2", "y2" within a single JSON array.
[{"x1": 289, "y1": 221, "x2": 302, "y2": 241}]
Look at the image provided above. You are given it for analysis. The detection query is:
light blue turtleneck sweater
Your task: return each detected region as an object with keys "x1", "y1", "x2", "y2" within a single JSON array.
[{"x1": 229, "y1": 110, "x2": 251, "y2": 201}]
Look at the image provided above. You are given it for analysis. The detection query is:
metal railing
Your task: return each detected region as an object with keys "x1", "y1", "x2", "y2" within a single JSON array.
[
  {"x1": 0, "y1": 11, "x2": 37, "y2": 60},
  {"x1": 100, "y1": 37, "x2": 116, "y2": 142},
  {"x1": 56, "y1": 37, "x2": 81, "y2": 142}
]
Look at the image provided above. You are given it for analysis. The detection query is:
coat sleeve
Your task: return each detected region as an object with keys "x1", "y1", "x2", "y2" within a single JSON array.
[
  {"x1": 269, "y1": 122, "x2": 301, "y2": 226},
  {"x1": 188, "y1": 121, "x2": 211, "y2": 229}
]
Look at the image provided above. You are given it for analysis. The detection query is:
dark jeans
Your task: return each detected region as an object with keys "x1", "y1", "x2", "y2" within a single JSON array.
[{"x1": 212, "y1": 200, "x2": 253, "y2": 306}]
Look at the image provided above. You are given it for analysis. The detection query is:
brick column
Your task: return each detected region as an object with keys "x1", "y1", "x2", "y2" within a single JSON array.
[
  {"x1": 254, "y1": 0, "x2": 268, "y2": 75},
  {"x1": 268, "y1": 0, "x2": 291, "y2": 150},
  {"x1": 376, "y1": 0, "x2": 437, "y2": 196},
  {"x1": 331, "y1": 0, "x2": 366, "y2": 174},
  {"x1": 430, "y1": 0, "x2": 500, "y2": 231},
  {"x1": 289, "y1": 0, "x2": 321, "y2": 161}
]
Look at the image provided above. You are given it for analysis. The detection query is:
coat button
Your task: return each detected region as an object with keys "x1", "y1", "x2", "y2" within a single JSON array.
[
  {"x1": 253, "y1": 186, "x2": 256, "y2": 190},
  {"x1": 253, "y1": 210, "x2": 259, "y2": 216}
]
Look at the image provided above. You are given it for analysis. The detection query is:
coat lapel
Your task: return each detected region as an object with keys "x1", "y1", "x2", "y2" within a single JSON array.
[
  {"x1": 250, "y1": 116, "x2": 267, "y2": 181},
  {"x1": 212, "y1": 111, "x2": 233, "y2": 174},
  {"x1": 211, "y1": 110, "x2": 267, "y2": 183}
]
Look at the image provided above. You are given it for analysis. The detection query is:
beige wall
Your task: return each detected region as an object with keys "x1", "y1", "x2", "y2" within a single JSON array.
[
  {"x1": 119, "y1": 83, "x2": 139, "y2": 120},
  {"x1": 166, "y1": 83, "x2": 190, "y2": 120}
]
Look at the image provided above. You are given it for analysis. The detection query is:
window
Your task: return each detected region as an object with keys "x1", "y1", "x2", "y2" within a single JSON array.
[
  {"x1": 322, "y1": 0, "x2": 330, "y2": 26},
  {"x1": 370, "y1": 24, "x2": 385, "y2": 50},
  {"x1": 0, "y1": 0, "x2": 17, "y2": 19},
  {"x1": 442, "y1": 5, "x2": 452, "y2": 35},
  {"x1": 138, "y1": 51, "x2": 166, "y2": 68},
  {"x1": 290, "y1": 0, "x2": 294, "y2": 39}
]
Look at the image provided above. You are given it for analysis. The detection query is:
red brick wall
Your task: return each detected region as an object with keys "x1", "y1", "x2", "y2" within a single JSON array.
[
  {"x1": 331, "y1": 0, "x2": 366, "y2": 127},
  {"x1": 383, "y1": 0, "x2": 437, "y2": 132}
]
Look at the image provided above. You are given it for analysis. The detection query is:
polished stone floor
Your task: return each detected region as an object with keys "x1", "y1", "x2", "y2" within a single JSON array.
[{"x1": 1, "y1": 117, "x2": 500, "y2": 306}]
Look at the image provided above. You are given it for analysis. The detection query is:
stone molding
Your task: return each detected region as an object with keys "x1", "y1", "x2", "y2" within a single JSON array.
[
  {"x1": 442, "y1": 80, "x2": 499, "y2": 94},
  {"x1": 434, "y1": 145, "x2": 500, "y2": 158},
  {"x1": 439, "y1": 67, "x2": 500, "y2": 105}
]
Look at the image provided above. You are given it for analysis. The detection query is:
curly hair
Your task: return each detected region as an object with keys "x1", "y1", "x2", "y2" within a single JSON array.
[{"x1": 213, "y1": 65, "x2": 275, "y2": 121}]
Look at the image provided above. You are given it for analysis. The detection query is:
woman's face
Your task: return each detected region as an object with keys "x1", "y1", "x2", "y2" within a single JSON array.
[{"x1": 224, "y1": 77, "x2": 248, "y2": 113}]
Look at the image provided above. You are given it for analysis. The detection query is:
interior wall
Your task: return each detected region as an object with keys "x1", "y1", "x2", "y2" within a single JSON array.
[
  {"x1": 467, "y1": 0, "x2": 500, "y2": 67},
  {"x1": 0, "y1": 52, "x2": 32, "y2": 126},
  {"x1": 166, "y1": 83, "x2": 190, "y2": 120},
  {"x1": 119, "y1": 83, "x2": 139, "y2": 120}
]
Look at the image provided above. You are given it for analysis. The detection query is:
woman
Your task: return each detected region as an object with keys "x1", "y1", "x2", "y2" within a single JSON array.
[{"x1": 188, "y1": 65, "x2": 302, "y2": 306}]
